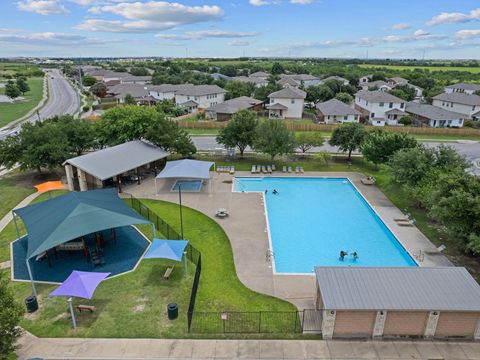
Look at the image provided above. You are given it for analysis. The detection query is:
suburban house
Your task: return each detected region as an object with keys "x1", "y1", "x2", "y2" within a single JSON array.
[
  {"x1": 445, "y1": 82, "x2": 480, "y2": 95},
  {"x1": 267, "y1": 87, "x2": 306, "y2": 119},
  {"x1": 107, "y1": 84, "x2": 155, "y2": 105},
  {"x1": 316, "y1": 99, "x2": 361, "y2": 124},
  {"x1": 359, "y1": 80, "x2": 392, "y2": 91},
  {"x1": 387, "y1": 77, "x2": 409, "y2": 86},
  {"x1": 405, "y1": 102, "x2": 465, "y2": 128},
  {"x1": 359, "y1": 74, "x2": 373, "y2": 84},
  {"x1": 119, "y1": 75, "x2": 152, "y2": 85},
  {"x1": 249, "y1": 71, "x2": 269, "y2": 79},
  {"x1": 432, "y1": 92, "x2": 480, "y2": 118},
  {"x1": 232, "y1": 76, "x2": 268, "y2": 88},
  {"x1": 355, "y1": 90, "x2": 406, "y2": 126},
  {"x1": 174, "y1": 84, "x2": 226, "y2": 109},
  {"x1": 148, "y1": 84, "x2": 192, "y2": 101},
  {"x1": 279, "y1": 74, "x2": 321, "y2": 88},
  {"x1": 206, "y1": 96, "x2": 263, "y2": 121},
  {"x1": 209, "y1": 73, "x2": 232, "y2": 81},
  {"x1": 322, "y1": 75, "x2": 349, "y2": 86},
  {"x1": 277, "y1": 77, "x2": 300, "y2": 89},
  {"x1": 85, "y1": 69, "x2": 151, "y2": 84}
]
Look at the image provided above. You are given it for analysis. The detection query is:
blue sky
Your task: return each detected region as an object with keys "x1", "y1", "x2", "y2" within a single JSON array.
[{"x1": 1, "y1": 0, "x2": 480, "y2": 58}]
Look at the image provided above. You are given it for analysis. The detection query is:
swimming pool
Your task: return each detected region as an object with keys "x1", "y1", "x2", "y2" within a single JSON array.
[
  {"x1": 234, "y1": 177, "x2": 416, "y2": 273},
  {"x1": 171, "y1": 179, "x2": 203, "y2": 192}
]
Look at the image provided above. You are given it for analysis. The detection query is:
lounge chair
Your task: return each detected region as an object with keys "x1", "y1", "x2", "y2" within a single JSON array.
[
  {"x1": 361, "y1": 176, "x2": 376, "y2": 185},
  {"x1": 424, "y1": 245, "x2": 446, "y2": 255},
  {"x1": 262, "y1": 166, "x2": 267, "y2": 174},
  {"x1": 396, "y1": 220, "x2": 414, "y2": 227},
  {"x1": 295, "y1": 167, "x2": 300, "y2": 174},
  {"x1": 394, "y1": 217, "x2": 410, "y2": 222},
  {"x1": 299, "y1": 167, "x2": 304, "y2": 173},
  {"x1": 267, "y1": 165, "x2": 272, "y2": 174},
  {"x1": 229, "y1": 167, "x2": 235, "y2": 175},
  {"x1": 287, "y1": 166, "x2": 292, "y2": 173},
  {"x1": 282, "y1": 166, "x2": 287, "y2": 173},
  {"x1": 251, "y1": 165, "x2": 256, "y2": 174},
  {"x1": 256, "y1": 165, "x2": 261, "y2": 173},
  {"x1": 164, "y1": 267, "x2": 174, "y2": 280},
  {"x1": 272, "y1": 164, "x2": 276, "y2": 172}
]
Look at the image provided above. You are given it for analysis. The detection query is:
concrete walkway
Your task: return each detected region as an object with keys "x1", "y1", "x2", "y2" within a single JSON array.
[
  {"x1": 0, "y1": 192, "x2": 41, "y2": 233},
  {"x1": 17, "y1": 332, "x2": 480, "y2": 360}
]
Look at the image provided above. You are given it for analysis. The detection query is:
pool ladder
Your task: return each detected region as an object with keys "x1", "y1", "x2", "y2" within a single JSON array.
[{"x1": 266, "y1": 249, "x2": 274, "y2": 262}]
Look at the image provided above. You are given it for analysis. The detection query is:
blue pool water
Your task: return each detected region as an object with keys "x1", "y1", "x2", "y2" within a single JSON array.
[
  {"x1": 172, "y1": 179, "x2": 203, "y2": 192},
  {"x1": 234, "y1": 177, "x2": 416, "y2": 273}
]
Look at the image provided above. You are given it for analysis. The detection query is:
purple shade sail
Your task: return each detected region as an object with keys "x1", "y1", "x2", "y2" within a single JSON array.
[{"x1": 49, "y1": 270, "x2": 111, "y2": 299}]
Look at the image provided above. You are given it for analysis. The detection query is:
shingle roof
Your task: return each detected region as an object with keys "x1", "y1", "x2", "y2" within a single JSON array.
[
  {"x1": 355, "y1": 90, "x2": 404, "y2": 103},
  {"x1": 232, "y1": 76, "x2": 268, "y2": 85},
  {"x1": 147, "y1": 84, "x2": 193, "y2": 93},
  {"x1": 406, "y1": 102, "x2": 466, "y2": 120},
  {"x1": 108, "y1": 83, "x2": 149, "y2": 98},
  {"x1": 176, "y1": 84, "x2": 226, "y2": 96},
  {"x1": 433, "y1": 92, "x2": 480, "y2": 106},
  {"x1": 249, "y1": 71, "x2": 269, "y2": 78},
  {"x1": 121, "y1": 75, "x2": 152, "y2": 82},
  {"x1": 362, "y1": 80, "x2": 391, "y2": 89},
  {"x1": 445, "y1": 83, "x2": 480, "y2": 91},
  {"x1": 64, "y1": 140, "x2": 169, "y2": 181},
  {"x1": 278, "y1": 77, "x2": 300, "y2": 86},
  {"x1": 267, "y1": 103, "x2": 288, "y2": 110},
  {"x1": 268, "y1": 87, "x2": 306, "y2": 99},
  {"x1": 385, "y1": 108, "x2": 407, "y2": 115},
  {"x1": 389, "y1": 76, "x2": 409, "y2": 85},
  {"x1": 316, "y1": 99, "x2": 361, "y2": 116},
  {"x1": 206, "y1": 96, "x2": 262, "y2": 114},
  {"x1": 315, "y1": 267, "x2": 480, "y2": 311},
  {"x1": 282, "y1": 74, "x2": 319, "y2": 81},
  {"x1": 323, "y1": 76, "x2": 348, "y2": 83}
]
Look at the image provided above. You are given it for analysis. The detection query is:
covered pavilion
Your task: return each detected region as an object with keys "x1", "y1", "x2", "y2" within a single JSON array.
[{"x1": 154, "y1": 159, "x2": 215, "y2": 193}]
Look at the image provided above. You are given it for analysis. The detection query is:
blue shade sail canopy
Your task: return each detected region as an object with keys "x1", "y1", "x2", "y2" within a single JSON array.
[
  {"x1": 156, "y1": 159, "x2": 214, "y2": 180},
  {"x1": 14, "y1": 188, "x2": 151, "y2": 259},
  {"x1": 144, "y1": 239, "x2": 189, "y2": 262},
  {"x1": 49, "y1": 270, "x2": 111, "y2": 299}
]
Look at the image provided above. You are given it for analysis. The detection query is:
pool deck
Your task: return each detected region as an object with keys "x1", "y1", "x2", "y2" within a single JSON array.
[{"x1": 125, "y1": 171, "x2": 452, "y2": 310}]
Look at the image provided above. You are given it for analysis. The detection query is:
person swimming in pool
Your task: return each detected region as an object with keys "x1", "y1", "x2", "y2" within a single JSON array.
[
  {"x1": 339, "y1": 250, "x2": 347, "y2": 261},
  {"x1": 352, "y1": 252, "x2": 359, "y2": 260},
  {"x1": 273, "y1": 189, "x2": 278, "y2": 195}
]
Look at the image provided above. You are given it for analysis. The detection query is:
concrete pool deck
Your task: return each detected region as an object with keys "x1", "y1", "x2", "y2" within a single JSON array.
[{"x1": 125, "y1": 171, "x2": 452, "y2": 310}]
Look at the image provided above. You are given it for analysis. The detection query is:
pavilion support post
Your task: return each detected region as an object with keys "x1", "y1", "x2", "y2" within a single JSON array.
[
  {"x1": 178, "y1": 185, "x2": 184, "y2": 239},
  {"x1": 65, "y1": 164, "x2": 75, "y2": 191},
  {"x1": 68, "y1": 297, "x2": 77, "y2": 329},
  {"x1": 152, "y1": 223, "x2": 157, "y2": 239},
  {"x1": 154, "y1": 178, "x2": 158, "y2": 195},
  {"x1": 183, "y1": 251, "x2": 188, "y2": 278},
  {"x1": 25, "y1": 258, "x2": 37, "y2": 297},
  {"x1": 12, "y1": 211, "x2": 20, "y2": 240},
  {"x1": 136, "y1": 168, "x2": 141, "y2": 185}
]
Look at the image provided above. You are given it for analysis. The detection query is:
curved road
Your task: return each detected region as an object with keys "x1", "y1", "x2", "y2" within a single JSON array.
[{"x1": 0, "y1": 69, "x2": 79, "y2": 140}]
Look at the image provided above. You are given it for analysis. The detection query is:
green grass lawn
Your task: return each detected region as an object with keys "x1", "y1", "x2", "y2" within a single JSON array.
[
  {"x1": 0, "y1": 77, "x2": 45, "y2": 128},
  {"x1": 0, "y1": 174, "x2": 35, "y2": 220},
  {"x1": 358, "y1": 64, "x2": 480, "y2": 73}
]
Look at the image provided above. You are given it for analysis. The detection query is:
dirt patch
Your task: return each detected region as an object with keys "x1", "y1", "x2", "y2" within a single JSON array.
[{"x1": 133, "y1": 296, "x2": 148, "y2": 313}]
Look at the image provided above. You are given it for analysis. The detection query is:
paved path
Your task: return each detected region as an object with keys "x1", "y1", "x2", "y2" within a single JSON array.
[
  {"x1": 0, "y1": 192, "x2": 41, "y2": 233},
  {"x1": 16, "y1": 331, "x2": 480, "y2": 360}
]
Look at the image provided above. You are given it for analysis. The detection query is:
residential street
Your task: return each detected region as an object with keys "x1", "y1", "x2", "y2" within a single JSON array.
[{"x1": 0, "y1": 69, "x2": 79, "y2": 140}]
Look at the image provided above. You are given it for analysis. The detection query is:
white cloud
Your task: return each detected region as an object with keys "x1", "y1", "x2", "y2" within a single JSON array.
[
  {"x1": 155, "y1": 30, "x2": 259, "y2": 40},
  {"x1": 0, "y1": 30, "x2": 115, "y2": 46},
  {"x1": 455, "y1": 29, "x2": 480, "y2": 39},
  {"x1": 227, "y1": 39, "x2": 254, "y2": 46},
  {"x1": 414, "y1": 29, "x2": 429, "y2": 37},
  {"x1": 289, "y1": 0, "x2": 314, "y2": 4},
  {"x1": 249, "y1": 0, "x2": 280, "y2": 6},
  {"x1": 392, "y1": 22, "x2": 411, "y2": 30},
  {"x1": 77, "y1": 1, "x2": 224, "y2": 32},
  {"x1": 17, "y1": 0, "x2": 69, "y2": 15},
  {"x1": 427, "y1": 8, "x2": 480, "y2": 26}
]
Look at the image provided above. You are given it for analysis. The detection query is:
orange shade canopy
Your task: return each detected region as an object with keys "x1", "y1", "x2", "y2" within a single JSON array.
[{"x1": 34, "y1": 181, "x2": 65, "y2": 193}]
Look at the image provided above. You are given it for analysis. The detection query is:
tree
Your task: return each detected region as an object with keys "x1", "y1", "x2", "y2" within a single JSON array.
[
  {"x1": 145, "y1": 118, "x2": 196, "y2": 156},
  {"x1": 389, "y1": 146, "x2": 435, "y2": 186},
  {"x1": 90, "y1": 82, "x2": 107, "y2": 98},
  {"x1": 253, "y1": 83, "x2": 282, "y2": 101},
  {"x1": 216, "y1": 109, "x2": 258, "y2": 157},
  {"x1": 475, "y1": 90, "x2": 480, "y2": 96},
  {"x1": 16, "y1": 77, "x2": 30, "y2": 95},
  {"x1": 124, "y1": 94, "x2": 136, "y2": 105},
  {"x1": 306, "y1": 84, "x2": 334, "y2": 103},
  {"x1": 371, "y1": 73, "x2": 386, "y2": 81},
  {"x1": 220, "y1": 65, "x2": 237, "y2": 77},
  {"x1": 50, "y1": 115, "x2": 96, "y2": 156},
  {"x1": 5, "y1": 81, "x2": 21, "y2": 99},
  {"x1": 295, "y1": 132, "x2": 325, "y2": 153},
  {"x1": 315, "y1": 151, "x2": 331, "y2": 166},
  {"x1": 389, "y1": 85, "x2": 416, "y2": 101},
  {"x1": 82, "y1": 75, "x2": 97, "y2": 86},
  {"x1": 334, "y1": 92, "x2": 353, "y2": 104},
  {"x1": 361, "y1": 130, "x2": 417, "y2": 168},
  {"x1": 329, "y1": 123, "x2": 366, "y2": 161},
  {"x1": 0, "y1": 272, "x2": 23, "y2": 358},
  {"x1": 129, "y1": 67, "x2": 148, "y2": 76},
  {"x1": 224, "y1": 81, "x2": 255, "y2": 100},
  {"x1": 253, "y1": 120, "x2": 295, "y2": 160},
  {"x1": 271, "y1": 62, "x2": 285, "y2": 75}
]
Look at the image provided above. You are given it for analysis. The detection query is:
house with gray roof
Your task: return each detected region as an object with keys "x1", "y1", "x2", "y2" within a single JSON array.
[
  {"x1": 231, "y1": 76, "x2": 268, "y2": 87},
  {"x1": 445, "y1": 82, "x2": 480, "y2": 95},
  {"x1": 315, "y1": 266, "x2": 480, "y2": 340},
  {"x1": 206, "y1": 96, "x2": 263, "y2": 121},
  {"x1": 277, "y1": 76, "x2": 300, "y2": 89},
  {"x1": 267, "y1": 87, "x2": 306, "y2": 119},
  {"x1": 316, "y1": 99, "x2": 361, "y2": 124},
  {"x1": 359, "y1": 80, "x2": 392, "y2": 92},
  {"x1": 322, "y1": 75, "x2": 349, "y2": 86},
  {"x1": 406, "y1": 102, "x2": 465, "y2": 128},
  {"x1": 355, "y1": 90, "x2": 406, "y2": 126},
  {"x1": 280, "y1": 74, "x2": 321, "y2": 88},
  {"x1": 249, "y1": 71, "x2": 269, "y2": 79},
  {"x1": 107, "y1": 83, "x2": 155, "y2": 105},
  {"x1": 432, "y1": 92, "x2": 480, "y2": 118},
  {"x1": 174, "y1": 84, "x2": 226, "y2": 109}
]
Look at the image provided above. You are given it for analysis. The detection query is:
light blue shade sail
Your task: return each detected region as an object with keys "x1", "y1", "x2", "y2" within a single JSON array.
[
  {"x1": 156, "y1": 159, "x2": 214, "y2": 180},
  {"x1": 144, "y1": 239, "x2": 189, "y2": 262},
  {"x1": 14, "y1": 188, "x2": 151, "y2": 259},
  {"x1": 49, "y1": 270, "x2": 111, "y2": 299}
]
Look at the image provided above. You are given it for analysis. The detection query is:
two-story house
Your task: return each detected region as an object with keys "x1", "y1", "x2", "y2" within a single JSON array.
[
  {"x1": 316, "y1": 99, "x2": 361, "y2": 124},
  {"x1": 267, "y1": 87, "x2": 306, "y2": 119},
  {"x1": 174, "y1": 84, "x2": 226, "y2": 109},
  {"x1": 432, "y1": 93, "x2": 480, "y2": 119},
  {"x1": 444, "y1": 83, "x2": 480, "y2": 95},
  {"x1": 279, "y1": 74, "x2": 321, "y2": 88},
  {"x1": 355, "y1": 90, "x2": 406, "y2": 126}
]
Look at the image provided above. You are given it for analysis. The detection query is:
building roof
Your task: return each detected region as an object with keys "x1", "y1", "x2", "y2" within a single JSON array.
[
  {"x1": 282, "y1": 74, "x2": 319, "y2": 81},
  {"x1": 268, "y1": 87, "x2": 306, "y2": 99},
  {"x1": 267, "y1": 102, "x2": 288, "y2": 110},
  {"x1": 323, "y1": 75, "x2": 349, "y2": 83},
  {"x1": 232, "y1": 76, "x2": 268, "y2": 85},
  {"x1": 384, "y1": 108, "x2": 407, "y2": 115},
  {"x1": 176, "y1": 84, "x2": 226, "y2": 96},
  {"x1": 433, "y1": 92, "x2": 480, "y2": 106},
  {"x1": 362, "y1": 80, "x2": 392, "y2": 89},
  {"x1": 389, "y1": 76, "x2": 409, "y2": 85},
  {"x1": 156, "y1": 159, "x2": 214, "y2": 180},
  {"x1": 278, "y1": 77, "x2": 300, "y2": 87},
  {"x1": 206, "y1": 96, "x2": 262, "y2": 114},
  {"x1": 406, "y1": 102, "x2": 466, "y2": 120},
  {"x1": 356, "y1": 90, "x2": 404, "y2": 103},
  {"x1": 445, "y1": 82, "x2": 480, "y2": 91},
  {"x1": 179, "y1": 100, "x2": 199, "y2": 107},
  {"x1": 120, "y1": 75, "x2": 152, "y2": 83},
  {"x1": 148, "y1": 84, "x2": 193, "y2": 93},
  {"x1": 315, "y1": 267, "x2": 480, "y2": 311},
  {"x1": 316, "y1": 98, "x2": 361, "y2": 116},
  {"x1": 64, "y1": 140, "x2": 169, "y2": 181},
  {"x1": 249, "y1": 71, "x2": 269, "y2": 78},
  {"x1": 108, "y1": 83, "x2": 149, "y2": 99}
]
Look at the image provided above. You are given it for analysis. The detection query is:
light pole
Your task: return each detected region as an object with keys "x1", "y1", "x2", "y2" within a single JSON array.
[{"x1": 178, "y1": 184, "x2": 184, "y2": 239}]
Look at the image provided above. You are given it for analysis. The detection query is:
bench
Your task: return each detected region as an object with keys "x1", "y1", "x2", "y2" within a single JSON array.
[
  {"x1": 77, "y1": 304, "x2": 96, "y2": 313},
  {"x1": 164, "y1": 267, "x2": 174, "y2": 280}
]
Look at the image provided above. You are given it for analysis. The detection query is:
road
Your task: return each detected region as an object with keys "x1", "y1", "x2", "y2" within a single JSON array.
[
  {"x1": 0, "y1": 69, "x2": 79, "y2": 140},
  {"x1": 192, "y1": 136, "x2": 480, "y2": 175}
]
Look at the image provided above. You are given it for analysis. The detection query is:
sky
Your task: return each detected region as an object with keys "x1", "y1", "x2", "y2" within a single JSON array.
[{"x1": 1, "y1": 0, "x2": 480, "y2": 59}]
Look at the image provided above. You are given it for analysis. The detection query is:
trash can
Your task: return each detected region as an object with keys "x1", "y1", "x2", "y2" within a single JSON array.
[
  {"x1": 167, "y1": 303, "x2": 178, "y2": 320},
  {"x1": 25, "y1": 295, "x2": 38, "y2": 313}
]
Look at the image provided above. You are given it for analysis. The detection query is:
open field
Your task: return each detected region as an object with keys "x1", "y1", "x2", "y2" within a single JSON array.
[
  {"x1": 359, "y1": 64, "x2": 480, "y2": 73},
  {"x1": 0, "y1": 77, "x2": 44, "y2": 128},
  {"x1": 0, "y1": 62, "x2": 42, "y2": 78}
]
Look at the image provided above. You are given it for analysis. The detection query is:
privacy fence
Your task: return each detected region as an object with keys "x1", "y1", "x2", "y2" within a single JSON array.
[{"x1": 123, "y1": 194, "x2": 321, "y2": 334}]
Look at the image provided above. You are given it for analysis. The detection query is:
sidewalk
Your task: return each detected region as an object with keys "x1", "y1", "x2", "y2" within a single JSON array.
[
  {"x1": 0, "y1": 192, "x2": 41, "y2": 233},
  {"x1": 17, "y1": 332, "x2": 480, "y2": 360}
]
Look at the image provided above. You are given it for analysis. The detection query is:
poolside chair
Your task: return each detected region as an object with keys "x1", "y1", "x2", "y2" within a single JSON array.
[
  {"x1": 299, "y1": 167, "x2": 304, "y2": 173},
  {"x1": 251, "y1": 165, "x2": 256, "y2": 174},
  {"x1": 267, "y1": 165, "x2": 272, "y2": 174},
  {"x1": 272, "y1": 164, "x2": 276, "y2": 172},
  {"x1": 287, "y1": 166, "x2": 292, "y2": 173},
  {"x1": 229, "y1": 167, "x2": 235, "y2": 175},
  {"x1": 256, "y1": 165, "x2": 261, "y2": 173},
  {"x1": 282, "y1": 166, "x2": 287, "y2": 173},
  {"x1": 295, "y1": 166, "x2": 300, "y2": 174},
  {"x1": 262, "y1": 166, "x2": 267, "y2": 174},
  {"x1": 396, "y1": 219, "x2": 414, "y2": 227},
  {"x1": 425, "y1": 244, "x2": 446, "y2": 255},
  {"x1": 361, "y1": 176, "x2": 376, "y2": 185}
]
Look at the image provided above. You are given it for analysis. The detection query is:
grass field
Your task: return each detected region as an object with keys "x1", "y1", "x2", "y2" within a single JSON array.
[
  {"x1": 359, "y1": 64, "x2": 480, "y2": 73},
  {"x1": 0, "y1": 77, "x2": 44, "y2": 128}
]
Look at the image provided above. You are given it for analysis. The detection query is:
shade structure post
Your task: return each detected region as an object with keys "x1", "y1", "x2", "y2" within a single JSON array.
[
  {"x1": 152, "y1": 223, "x2": 156, "y2": 239},
  {"x1": 25, "y1": 257, "x2": 37, "y2": 297},
  {"x1": 183, "y1": 251, "x2": 188, "y2": 278},
  {"x1": 154, "y1": 178, "x2": 158, "y2": 194},
  {"x1": 12, "y1": 211, "x2": 20, "y2": 240},
  {"x1": 67, "y1": 297, "x2": 77, "y2": 329},
  {"x1": 178, "y1": 185, "x2": 184, "y2": 239}
]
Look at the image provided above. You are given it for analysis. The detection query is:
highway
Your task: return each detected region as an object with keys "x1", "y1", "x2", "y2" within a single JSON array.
[{"x1": 0, "y1": 69, "x2": 79, "y2": 140}]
